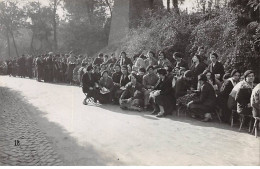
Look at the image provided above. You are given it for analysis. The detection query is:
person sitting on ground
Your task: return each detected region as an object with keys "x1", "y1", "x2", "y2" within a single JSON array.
[
  {"x1": 143, "y1": 65, "x2": 159, "y2": 110},
  {"x1": 251, "y1": 83, "x2": 260, "y2": 118},
  {"x1": 97, "y1": 70, "x2": 114, "y2": 104},
  {"x1": 119, "y1": 73, "x2": 144, "y2": 111},
  {"x1": 157, "y1": 51, "x2": 172, "y2": 68},
  {"x1": 173, "y1": 52, "x2": 188, "y2": 70},
  {"x1": 113, "y1": 65, "x2": 130, "y2": 104},
  {"x1": 150, "y1": 68, "x2": 175, "y2": 117},
  {"x1": 206, "y1": 52, "x2": 225, "y2": 82},
  {"x1": 134, "y1": 53, "x2": 146, "y2": 71},
  {"x1": 217, "y1": 69, "x2": 240, "y2": 123},
  {"x1": 187, "y1": 73, "x2": 216, "y2": 122},
  {"x1": 137, "y1": 67, "x2": 146, "y2": 84},
  {"x1": 82, "y1": 65, "x2": 99, "y2": 105}
]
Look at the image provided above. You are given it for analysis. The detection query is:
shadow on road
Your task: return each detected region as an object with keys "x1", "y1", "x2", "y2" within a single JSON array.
[{"x1": 1, "y1": 86, "x2": 123, "y2": 166}]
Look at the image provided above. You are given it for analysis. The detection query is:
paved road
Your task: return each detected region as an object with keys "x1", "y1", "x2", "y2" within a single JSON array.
[{"x1": 0, "y1": 75, "x2": 259, "y2": 166}]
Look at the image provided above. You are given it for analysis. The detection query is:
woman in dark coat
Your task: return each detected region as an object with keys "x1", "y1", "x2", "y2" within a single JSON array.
[
  {"x1": 217, "y1": 69, "x2": 241, "y2": 123},
  {"x1": 150, "y1": 68, "x2": 175, "y2": 117},
  {"x1": 119, "y1": 73, "x2": 144, "y2": 111},
  {"x1": 207, "y1": 52, "x2": 225, "y2": 81},
  {"x1": 190, "y1": 54, "x2": 207, "y2": 89},
  {"x1": 97, "y1": 70, "x2": 114, "y2": 104}
]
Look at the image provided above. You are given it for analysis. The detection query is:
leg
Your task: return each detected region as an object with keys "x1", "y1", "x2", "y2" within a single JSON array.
[{"x1": 239, "y1": 115, "x2": 244, "y2": 131}]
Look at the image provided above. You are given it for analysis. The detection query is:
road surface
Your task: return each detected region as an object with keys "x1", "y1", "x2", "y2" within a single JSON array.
[{"x1": 0, "y1": 75, "x2": 259, "y2": 165}]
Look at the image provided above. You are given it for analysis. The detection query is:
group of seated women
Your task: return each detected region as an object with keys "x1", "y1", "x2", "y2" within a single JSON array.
[{"x1": 81, "y1": 49, "x2": 260, "y2": 123}]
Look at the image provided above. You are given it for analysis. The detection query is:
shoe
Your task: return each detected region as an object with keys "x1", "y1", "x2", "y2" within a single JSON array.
[
  {"x1": 156, "y1": 112, "x2": 165, "y2": 118},
  {"x1": 201, "y1": 117, "x2": 211, "y2": 122},
  {"x1": 151, "y1": 110, "x2": 159, "y2": 115}
]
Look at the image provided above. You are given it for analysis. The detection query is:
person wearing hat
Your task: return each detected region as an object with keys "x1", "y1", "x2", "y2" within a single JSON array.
[
  {"x1": 97, "y1": 70, "x2": 114, "y2": 104},
  {"x1": 82, "y1": 65, "x2": 99, "y2": 105},
  {"x1": 150, "y1": 68, "x2": 175, "y2": 117},
  {"x1": 119, "y1": 73, "x2": 144, "y2": 111},
  {"x1": 173, "y1": 52, "x2": 188, "y2": 70},
  {"x1": 217, "y1": 69, "x2": 241, "y2": 123},
  {"x1": 235, "y1": 70, "x2": 256, "y2": 116},
  {"x1": 187, "y1": 73, "x2": 217, "y2": 122}
]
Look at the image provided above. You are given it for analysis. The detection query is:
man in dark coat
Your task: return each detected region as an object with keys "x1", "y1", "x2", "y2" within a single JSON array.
[{"x1": 173, "y1": 52, "x2": 188, "y2": 70}]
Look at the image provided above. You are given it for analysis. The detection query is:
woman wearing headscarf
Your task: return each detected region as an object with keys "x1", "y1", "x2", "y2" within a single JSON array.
[
  {"x1": 119, "y1": 73, "x2": 144, "y2": 111},
  {"x1": 217, "y1": 69, "x2": 241, "y2": 123},
  {"x1": 150, "y1": 68, "x2": 175, "y2": 117}
]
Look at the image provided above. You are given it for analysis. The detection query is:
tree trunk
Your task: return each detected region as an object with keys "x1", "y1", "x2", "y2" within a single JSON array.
[
  {"x1": 167, "y1": 0, "x2": 170, "y2": 11},
  {"x1": 53, "y1": 0, "x2": 58, "y2": 52},
  {"x1": 30, "y1": 31, "x2": 35, "y2": 54},
  {"x1": 6, "y1": 30, "x2": 11, "y2": 58},
  {"x1": 105, "y1": 0, "x2": 112, "y2": 18},
  {"x1": 9, "y1": 30, "x2": 19, "y2": 57},
  {"x1": 172, "y1": 0, "x2": 180, "y2": 15}
]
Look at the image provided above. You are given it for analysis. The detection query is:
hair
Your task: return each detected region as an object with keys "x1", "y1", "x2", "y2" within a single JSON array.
[
  {"x1": 139, "y1": 67, "x2": 146, "y2": 73},
  {"x1": 173, "y1": 52, "x2": 182, "y2": 59},
  {"x1": 158, "y1": 51, "x2": 165, "y2": 58},
  {"x1": 98, "y1": 53, "x2": 104, "y2": 57},
  {"x1": 139, "y1": 54, "x2": 146, "y2": 60},
  {"x1": 157, "y1": 68, "x2": 167, "y2": 76},
  {"x1": 148, "y1": 51, "x2": 155, "y2": 58},
  {"x1": 193, "y1": 54, "x2": 202, "y2": 62},
  {"x1": 223, "y1": 73, "x2": 231, "y2": 81},
  {"x1": 210, "y1": 52, "x2": 219, "y2": 58},
  {"x1": 104, "y1": 54, "x2": 109, "y2": 58},
  {"x1": 204, "y1": 70, "x2": 216, "y2": 84},
  {"x1": 101, "y1": 70, "x2": 108, "y2": 77},
  {"x1": 121, "y1": 65, "x2": 127, "y2": 70},
  {"x1": 114, "y1": 64, "x2": 121, "y2": 69},
  {"x1": 120, "y1": 51, "x2": 126, "y2": 57},
  {"x1": 146, "y1": 65, "x2": 154, "y2": 72},
  {"x1": 133, "y1": 54, "x2": 140, "y2": 61},
  {"x1": 231, "y1": 69, "x2": 240, "y2": 77}
]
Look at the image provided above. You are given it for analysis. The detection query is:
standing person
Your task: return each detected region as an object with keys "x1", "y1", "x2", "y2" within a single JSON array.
[
  {"x1": 157, "y1": 51, "x2": 172, "y2": 68},
  {"x1": 17, "y1": 54, "x2": 26, "y2": 78},
  {"x1": 93, "y1": 53, "x2": 104, "y2": 66},
  {"x1": 107, "y1": 53, "x2": 118, "y2": 64},
  {"x1": 190, "y1": 54, "x2": 207, "y2": 89},
  {"x1": 150, "y1": 68, "x2": 174, "y2": 117},
  {"x1": 67, "y1": 53, "x2": 77, "y2": 84},
  {"x1": 117, "y1": 52, "x2": 133, "y2": 67},
  {"x1": 143, "y1": 65, "x2": 159, "y2": 110},
  {"x1": 187, "y1": 74, "x2": 216, "y2": 122},
  {"x1": 207, "y1": 52, "x2": 225, "y2": 82},
  {"x1": 35, "y1": 55, "x2": 43, "y2": 82},
  {"x1": 46, "y1": 52, "x2": 54, "y2": 82},
  {"x1": 173, "y1": 52, "x2": 188, "y2": 70},
  {"x1": 25, "y1": 55, "x2": 33, "y2": 78},
  {"x1": 217, "y1": 69, "x2": 241, "y2": 123}
]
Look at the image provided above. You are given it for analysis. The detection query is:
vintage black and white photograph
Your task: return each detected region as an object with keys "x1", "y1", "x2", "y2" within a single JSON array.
[{"x1": 0, "y1": 0, "x2": 259, "y2": 166}]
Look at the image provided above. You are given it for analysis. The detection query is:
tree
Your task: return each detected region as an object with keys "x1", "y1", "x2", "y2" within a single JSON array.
[{"x1": 0, "y1": 1, "x2": 25, "y2": 57}]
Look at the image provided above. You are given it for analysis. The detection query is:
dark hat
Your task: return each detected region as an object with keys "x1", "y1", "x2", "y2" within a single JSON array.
[
  {"x1": 146, "y1": 65, "x2": 154, "y2": 71},
  {"x1": 157, "y1": 68, "x2": 167, "y2": 75},
  {"x1": 198, "y1": 73, "x2": 207, "y2": 81},
  {"x1": 223, "y1": 73, "x2": 231, "y2": 80},
  {"x1": 244, "y1": 70, "x2": 254, "y2": 79},
  {"x1": 184, "y1": 70, "x2": 192, "y2": 78},
  {"x1": 231, "y1": 69, "x2": 240, "y2": 77},
  {"x1": 87, "y1": 65, "x2": 93, "y2": 71}
]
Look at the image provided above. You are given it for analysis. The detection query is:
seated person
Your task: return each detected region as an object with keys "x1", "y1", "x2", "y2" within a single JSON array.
[
  {"x1": 150, "y1": 68, "x2": 175, "y2": 117},
  {"x1": 203, "y1": 70, "x2": 222, "y2": 93},
  {"x1": 251, "y1": 83, "x2": 260, "y2": 118},
  {"x1": 113, "y1": 65, "x2": 130, "y2": 104},
  {"x1": 143, "y1": 65, "x2": 159, "y2": 109},
  {"x1": 137, "y1": 67, "x2": 146, "y2": 84},
  {"x1": 119, "y1": 73, "x2": 144, "y2": 111},
  {"x1": 187, "y1": 74, "x2": 216, "y2": 122},
  {"x1": 97, "y1": 70, "x2": 114, "y2": 104},
  {"x1": 82, "y1": 65, "x2": 99, "y2": 105},
  {"x1": 235, "y1": 70, "x2": 255, "y2": 116}
]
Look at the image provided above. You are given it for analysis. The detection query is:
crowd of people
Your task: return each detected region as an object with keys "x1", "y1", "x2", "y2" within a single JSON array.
[{"x1": 1, "y1": 48, "x2": 260, "y2": 130}]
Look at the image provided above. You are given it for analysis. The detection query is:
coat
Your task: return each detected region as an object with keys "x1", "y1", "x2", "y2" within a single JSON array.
[
  {"x1": 207, "y1": 61, "x2": 225, "y2": 80},
  {"x1": 193, "y1": 82, "x2": 216, "y2": 108}
]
